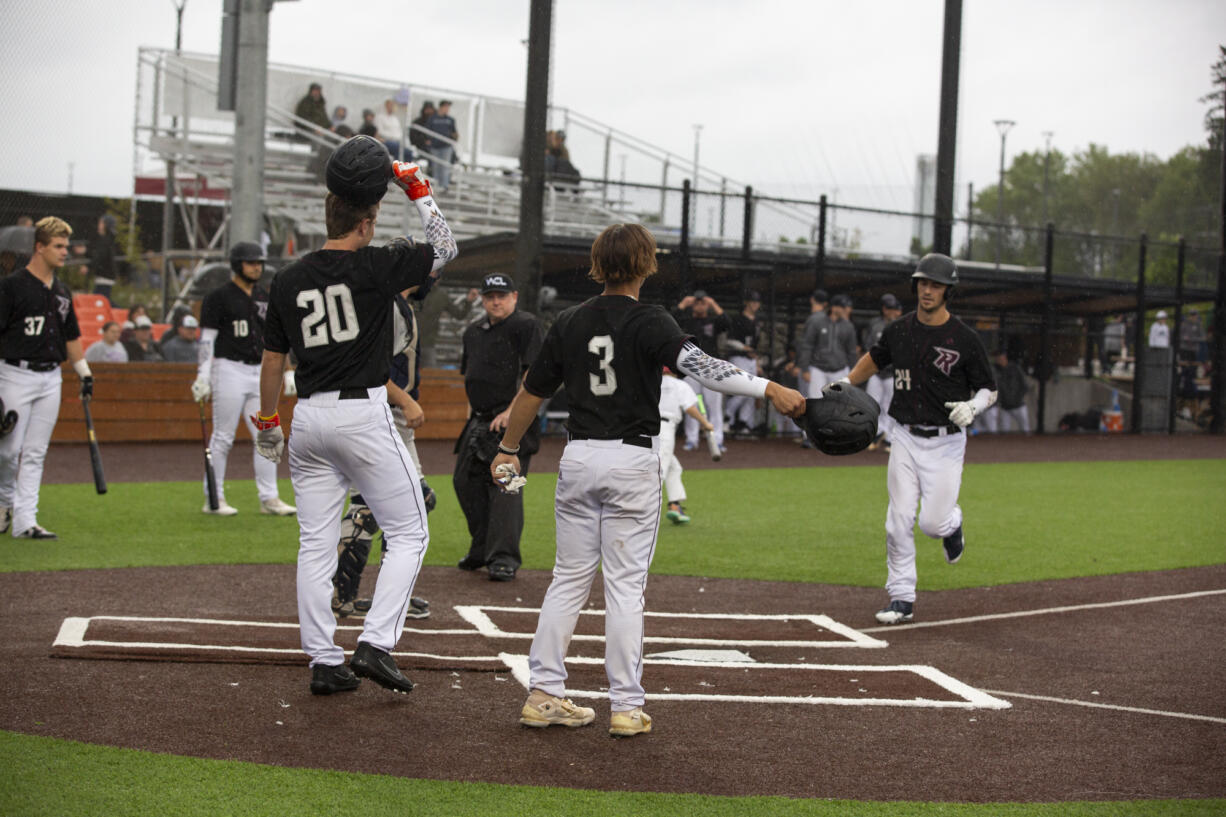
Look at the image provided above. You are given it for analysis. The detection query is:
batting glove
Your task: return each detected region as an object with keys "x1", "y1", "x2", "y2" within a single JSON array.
[
  {"x1": 391, "y1": 161, "x2": 433, "y2": 201},
  {"x1": 80, "y1": 375, "x2": 94, "y2": 400},
  {"x1": 251, "y1": 412, "x2": 285, "y2": 463},
  {"x1": 493, "y1": 462, "x2": 527, "y2": 494},
  {"x1": 191, "y1": 376, "x2": 211, "y2": 402},
  {"x1": 944, "y1": 401, "x2": 976, "y2": 428}
]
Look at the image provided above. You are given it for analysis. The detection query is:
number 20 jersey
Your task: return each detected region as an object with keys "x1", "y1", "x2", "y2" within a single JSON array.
[
  {"x1": 523, "y1": 295, "x2": 690, "y2": 439},
  {"x1": 264, "y1": 239, "x2": 435, "y2": 399}
]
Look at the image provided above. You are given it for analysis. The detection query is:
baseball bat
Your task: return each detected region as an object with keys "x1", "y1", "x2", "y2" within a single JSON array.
[
  {"x1": 198, "y1": 400, "x2": 220, "y2": 511},
  {"x1": 705, "y1": 429, "x2": 722, "y2": 462},
  {"x1": 81, "y1": 396, "x2": 107, "y2": 495}
]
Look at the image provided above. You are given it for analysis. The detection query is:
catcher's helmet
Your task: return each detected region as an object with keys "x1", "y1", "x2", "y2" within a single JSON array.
[
  {"x1": 802, "y1": 382, "x2": 880, "y2": 456},
  {"x1": 325, "y1": 135, "x2": 392, "y2": 206},
  {"x1": 911, "y1": 252, "x2": 958, "y2": 293},
  {"x1": 229, "y1": 241, "x2": 265, "y2": 275}
]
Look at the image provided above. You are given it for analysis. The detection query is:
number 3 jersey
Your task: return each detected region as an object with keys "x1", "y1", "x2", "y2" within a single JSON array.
[
  {"x1": 524, "y1": 295, "x2": 690, "y2": 439},
  {"x1": 200, "y1": 280, "x2": 270, "y2": 365},
  {"x1": 264, "y1": 239, "x2": 435, "y2": 399},
  {"x1": 868, "y1": 311, "x2": 996, "y2": 427}
]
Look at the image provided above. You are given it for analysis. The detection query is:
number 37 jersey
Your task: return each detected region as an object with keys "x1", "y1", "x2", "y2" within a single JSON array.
[
  {"x1": 524, "y1": 295, "x2": 689, "y2": 439},
  {"x1": 264, "y1": 239, "x2": 435, "y2": 399}
]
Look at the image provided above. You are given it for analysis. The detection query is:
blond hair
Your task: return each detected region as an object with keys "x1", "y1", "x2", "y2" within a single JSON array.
[
  {"x1": 589, "y1": 223, "x2": 657, "y2": 285},
  {"x1": 34, "y1": 216, "x2": 72, "y2": 247}
]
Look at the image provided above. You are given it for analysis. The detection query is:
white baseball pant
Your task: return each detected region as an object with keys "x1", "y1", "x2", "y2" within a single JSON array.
[
  {"x1": 528, "y1": 438, "x2": 662, "y2": 711},
  {"x1": 683, "y1": 376, "x2": 724, "y2": 449},
  {"x1": 289, "y1": 386, "x2": 429, "y2": 667},
  {"x1": 657, "y1": 418, "x2": 686, "y2": 503},
  {"x1": 806, "y1": 366, "x2": 849, "y2": 399},
  {"x1": 724, "y1": 355, "x2": 758, "y2": 428},
  {"x1": 883, "y1": 426, "x2": 966, "y2": 603},
  {"x1": 984, "y1": 404, "x2": 1029, "y2": 433},
  {"x1": 208, "y1": 359, "x2": 280, "y2": 505},
  {"x1": 865, "y1": 374, "x2": 896, "y2": 442},
  {"x1": 0, "y1": 365, "x2": 61, "y2": 534}
]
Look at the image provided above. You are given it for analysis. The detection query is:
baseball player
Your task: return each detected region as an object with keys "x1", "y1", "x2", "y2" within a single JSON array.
[
  {"x1": 673, "y1": 290, "x2": 730, "y2": 453},
  {"x1": 489, "y1": 223, "x2": 805, "y2": 736},
  {"x1": 192, "y1": 242, "x2": 295, "y2": 517},
  {"x1": 840, "y1": 254, "x2": 996, "y2": 625},
  {"x1": 658, "y1": 366, "x2": 713, "y2": 525},
  {"x1": 0, "y1": 216, "x2": 94, "y2": 540},
  {"x1": 723, "y1": 290, "x2": 762, "y2": 435},
  {"x1": 253, "y1": 136, "x2": 457, "y2": 696},
  {"x1": 861, "y1": 293, "x2": 902, "y2": 451}
]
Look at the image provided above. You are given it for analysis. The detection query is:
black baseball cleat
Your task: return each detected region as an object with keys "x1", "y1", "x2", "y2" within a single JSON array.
[
  {"x1": 349, "y1": 642, "x2": 415, "y2": 694},
  {"x1": 488, "y1": 564, "x2": 516, "y2": 582},
  {"x1": 310, "y1": 662, "x2": 361, "y2": 695},
  {"x1": 874, "y1": 599, "x2": 914, "y2": 625},
  {"x1": 943, "y1": 525, "x2": 964, "y2": 564},
  {"x1": 420, "y1": 479, "x2": 437, "y2": 513},
  {"x1": 457, "y1": 554, "x2": 486, "y2": 571},
  {"x1": 351, "y1": 596, "x2": 430, "y2": 620}
]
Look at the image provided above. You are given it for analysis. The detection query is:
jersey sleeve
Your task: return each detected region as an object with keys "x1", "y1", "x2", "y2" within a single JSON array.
[
  {"x1": 868, "y1": 320, "x2": 895, "y2": 370},
  {"x1": 962, "y1": 328, "x2": 996, "y2": 392},
  {"x1": 262, "y1": 278, "x2": 290, "y2": 354},
  {"x1": 62, "y1": 298, "x2": 81, "y2": 342},
  {"x1": 522, "y1": 319, "x2": 564, "y2": 398},
  {"x1": 638, "y1": 307, "x2": 690, "y2": 369},
  {"x1": 366, "y1": 238, "x2": 436, "y2": 297}
]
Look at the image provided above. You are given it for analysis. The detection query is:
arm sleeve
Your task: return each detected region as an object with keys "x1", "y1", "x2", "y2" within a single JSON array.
[
  {"x1": 197, "y1": 327, "x2": 218, "y2": 380},
  {"x1": 674, "y1": 342, "x2": 768, "y2": 399},
  {"x1": 415, "y1": 197, "x2": 457, "y2": 273}
]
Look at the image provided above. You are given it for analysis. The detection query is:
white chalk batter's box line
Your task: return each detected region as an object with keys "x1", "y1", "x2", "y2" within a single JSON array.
[{"x1": 454, "y1": 606, "x2": 889, "y2": 649}]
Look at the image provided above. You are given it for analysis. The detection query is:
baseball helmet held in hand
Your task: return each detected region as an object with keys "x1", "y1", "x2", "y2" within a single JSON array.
[
  {"x1": 326, "y1": 135, "x2": 393, "y2": 206},
  {"x1": 802, "y1": 383, "x2": 880, "y2": 455}
]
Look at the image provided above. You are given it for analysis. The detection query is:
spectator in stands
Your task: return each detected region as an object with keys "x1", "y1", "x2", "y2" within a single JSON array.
[
  {"x1": 416, "y1": 286, "x2": 480, "y2": 368},
  {"x1": 1101, "y1": 314, "x2": 1126, "y2": 372},
  {"x1": 425, "y1": 100, "x2": 459, "y2": 192},
  {"x1": 84, "y1": 321, "x2": 129, "y2": 363},
  {"x1": 15, "y1": 215, "x2": 33, "y2": 227},
  {"x1": 294, "y1": 82, "x2": 330, "y2": 137},
  {"x1": 545, "y1": 130, "x2": 581, "y2": 189},
  {"x1": 375, "y1": 98, "x2": 404, "y2": 159},
  {"x1": 330, "y1": 105, "x2": 348, "y2": 131},
  {"x1": 161, "y1": 315, "x2": 200, "y2": 363},
  {"x1": 1148, "y1": 310, "x2": 1171, "y2": 349},
  {"x1": 410, "y1": 101, "x2": 436, "y2": 155},
  {"x1": 120, "y1": 303, "x2": 148, "y2": 342},
  {"x1": 159, "y1": 305, "x2": 193, "y2": 352},
  {"x1": 358, "y1": 108, "x2": 378, "y2": 138},
  {"x1": 1180, "y1": 308, "x2": 1207, "y2": 363},
  {"x1": 88, "y1": 215, "x2": 119, "y2": 304},
  {"x1": 123, "y1": 316, "x2": 164, "y2": 362}
]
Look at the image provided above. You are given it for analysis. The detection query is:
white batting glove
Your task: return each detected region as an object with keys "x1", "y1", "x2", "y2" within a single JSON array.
[
  {"x1": 283, "y1": 370, "x2": 297, "y2": 396},
  {"x1": 493, "y1": 463, "x2": 527, "y2": 494},
  {"x1": 944, "y1": 401, "x2": 976, "y2": 428},
  {"x1": 251, "y1": 413, "x2": 285, "y2": 463},
  {"x1": 191, "y1": 376, "x2": 211, "y2": 402}
]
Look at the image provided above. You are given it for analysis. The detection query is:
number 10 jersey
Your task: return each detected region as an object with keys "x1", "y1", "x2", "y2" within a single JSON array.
[
  {"x1": 263, "y1": 239, "x2": 435, "y2": 399},
  {"x1": 200, "y1": 280, "x2": 270, "y2": 365},
  {"x1": 523, "y1": 294, "x2": 689, "y2": 439}
]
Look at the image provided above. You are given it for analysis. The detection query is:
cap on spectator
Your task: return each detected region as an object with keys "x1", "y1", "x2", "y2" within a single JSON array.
[
  {"x1": 745, "y1": 290, "x2": 762, "y2": 302},
  {"x1": 122, "y1": 320, "x2": 135, "y2": 330},
  {"x1": 1156, "y1": 310, "x2": 1168, "y2": 319},
  {"x1": 692, "y1": 289, "x2": 708, "y2": 300},
  {"x1": 182, "y1": 315, "x2": 199, "y2": 329},
  {"x1": 881, "y1": 293, "x2": 901, "y2": 309},
  {"x1": 832, "y1": 294, "x2": 853, "y2": 308},
  {"x1": 362, "y1": 108, "x2": 375, "y2": 118},
  {"x1": 481, "y1": 273, "x2": 517, "y2": 294},
  {"x1": 134, "y1": 316, "x2": 153, "y2": 328},
  {"x1": 811, "y1": 289, "x2": 829, "y2": 304}
]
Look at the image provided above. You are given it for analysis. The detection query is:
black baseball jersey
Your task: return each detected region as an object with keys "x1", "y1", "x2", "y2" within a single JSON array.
[
  {"x1": 460, "y1": 310, "x2": 544, "y2": 415},
  {"x1": 263, "y1": 239, "x2": 435, "y2": 398},
  {"x1": 869, "y1": 312, "x2": 995, "y2": 427},
  {"x1": 675, "y1": 310, "x2": 728, "y2": 358},
  {"x1": 524, "y1": 295, "x2": 690, "y2": 439},
  {"x1": 726, "y1": 312, "x2": 759, "y2": 354},
  {"x1": 0, "y1": 268, "x2": 80, "y2": 362},
  {"x1": 200, "y1": 280, "x2": 269, "y2": 364}
]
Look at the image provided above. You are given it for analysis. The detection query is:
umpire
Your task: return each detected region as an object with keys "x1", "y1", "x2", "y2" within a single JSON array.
[{"x1": 454, "y1": 273, "x2": 544, "y2": 581}]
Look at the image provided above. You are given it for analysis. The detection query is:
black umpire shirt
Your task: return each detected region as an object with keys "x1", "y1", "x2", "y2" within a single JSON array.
[
  {"x1": 0, "y1": 268, "x2": 81, "y2": 363},
  {"x1": 460, "y1": 309, "x2": 544, "y2": 415},
  {"x1": 524, "y1": 295, "x2": 690, "y2": 440},
  {"x1": 200, "y1": 280, "x2": 269, "y2": 364},
  {"x1": 868, "y1": 312, "x2": 995, "y2": 427},
  {"x1": 264, "y1": 238, "x2": 435, "y2": 398}
]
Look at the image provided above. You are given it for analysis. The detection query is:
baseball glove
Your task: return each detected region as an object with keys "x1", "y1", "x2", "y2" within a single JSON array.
[{"x1": 802, "y1": 383, "x2": 880, "y2": 456}]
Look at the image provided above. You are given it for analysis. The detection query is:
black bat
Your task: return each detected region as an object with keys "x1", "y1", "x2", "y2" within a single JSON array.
[
  {"x1": 198, "y1": 400, "x2": 219, "y2": 511},
  {"x1": 81, "y1": 396, "x2": 107, "y2": 495}
]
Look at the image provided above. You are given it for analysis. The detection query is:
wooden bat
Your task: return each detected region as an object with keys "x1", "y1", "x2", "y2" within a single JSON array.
[
  {"x1": 81, "y1": 396, "x2": 107, "y2": 495},
  {"x1": 198, "y1": 400, "x2": 219, "y2": 511}
]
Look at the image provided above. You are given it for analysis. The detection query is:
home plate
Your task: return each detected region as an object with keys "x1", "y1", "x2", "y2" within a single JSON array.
[{"x1": 645, "y1": 649, "x2": 756, "y2": 663}]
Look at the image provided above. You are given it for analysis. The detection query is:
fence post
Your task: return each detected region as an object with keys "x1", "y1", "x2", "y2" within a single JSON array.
[
  {"x1": 815, "y1": 195, "x2": 827, "y2": 292},
  {"x1": 740, "y1": 185, "x2": 753, "y2": 261},
  {"x1": 1037, "y1": 223, "x2": 1054, "y2": 434},
  {"x1": 680, "y1": 179, "x2": 692, "y2": 294},
  {"x1": 1130, "y1": 233, "x2": 1148, "y2": 433},
  {"x1": 1168, "y1": 238, "x2": 1186, "y2": 433}
]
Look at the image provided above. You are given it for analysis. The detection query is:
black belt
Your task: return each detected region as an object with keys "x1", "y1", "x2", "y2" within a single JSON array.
[
  {"x1": 339, "y1": 387, "x2": 369, "y2": 399},
  {"x1": 906, "y1": 424, "x2": 962, "y2": 438},
  {"x1": 568, "y1": 432, "x2": 652, "y2": 449},
  {"x1": 5, "y1": 359, "x2": 59, "y2": 372}
]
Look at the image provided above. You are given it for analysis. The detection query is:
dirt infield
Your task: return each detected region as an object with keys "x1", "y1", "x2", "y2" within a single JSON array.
[{"x1": 4, "y1": 562, "x2": 1224, "y2": 802}]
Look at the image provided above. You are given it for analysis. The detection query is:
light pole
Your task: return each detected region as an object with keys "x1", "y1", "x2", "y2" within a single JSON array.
[
  {"x1": 691, "y1": 124, "x2": 703, "y2": 236},
  {"x1": 993, "y1": 119, "x2": 1015, "y2": 270},
  {"x1": 1041, "y1": 130, "x2": 1053, "y2": 225}
]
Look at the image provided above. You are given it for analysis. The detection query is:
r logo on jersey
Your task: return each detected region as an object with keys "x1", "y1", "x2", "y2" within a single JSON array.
[
  {"x1": 932, "y1": 346, "x2": 960, "y2": 376},
  {"x1": 256, "y1": 300, "x2": 268, "y2": 320},
  {"x1": 56, "y1": 295, "x2": 71, "y2": 322}
]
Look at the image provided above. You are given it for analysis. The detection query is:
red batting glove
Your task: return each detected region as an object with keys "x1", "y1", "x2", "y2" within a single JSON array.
[{"x1": 392, "y1": 161, "x2": 433, "y2": 201}]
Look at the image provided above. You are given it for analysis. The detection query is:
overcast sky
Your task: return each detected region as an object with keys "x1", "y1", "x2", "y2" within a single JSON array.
[{"x1": 1, "y1": 0, "x2": 1222, "y2": 217}]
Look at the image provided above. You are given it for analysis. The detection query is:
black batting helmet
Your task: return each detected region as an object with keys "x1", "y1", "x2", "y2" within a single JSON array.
[
  {"x1": 801, "y1": 383, "x2": 880, "y2": 456},
  {"x1": 325, "y1": 135, "x2": 392, "y2": 207},
  {"x1": 229, "y1": 241, "x2": 265, "y2": 275},
  {"x1": 911, "y1": 253, "x2": 958, "y2": 288}
]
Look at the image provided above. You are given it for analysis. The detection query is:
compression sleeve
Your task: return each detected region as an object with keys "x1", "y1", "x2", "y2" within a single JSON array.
[
  {"x1": 197, "y1": 327, "x2": 218, "y2": 381},
  {"x1": 415, "y1": 197, "x2": 457, "y2": 273},
  {"x1": 674, "y1": 341, "x2": 768, "y2": 399}
]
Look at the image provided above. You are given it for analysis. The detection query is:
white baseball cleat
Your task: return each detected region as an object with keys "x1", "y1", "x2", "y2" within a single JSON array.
[
  {"x1": 260, "y1": 497, "x2": 297, "y2": 516},
  {"x1": 519, "y1": 690, "x2": 595, "y2": 728},
  {"x1": 202, "y1": 502, "x2": 238, "y2": 516},
  {"x1": 609, "y1": 707, "x2": 653, "y2": 737}
]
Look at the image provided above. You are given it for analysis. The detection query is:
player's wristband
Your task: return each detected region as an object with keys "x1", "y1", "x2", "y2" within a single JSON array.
[
  {"x1": 73, "y1": 359, "x2": 92, "y2": 380},
  {"x1": 497, "y1": 442, "x2": 520, "y2": 455},
  {"x1": 253, "y1": 412, "x2": 280, "y2": 431}
]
